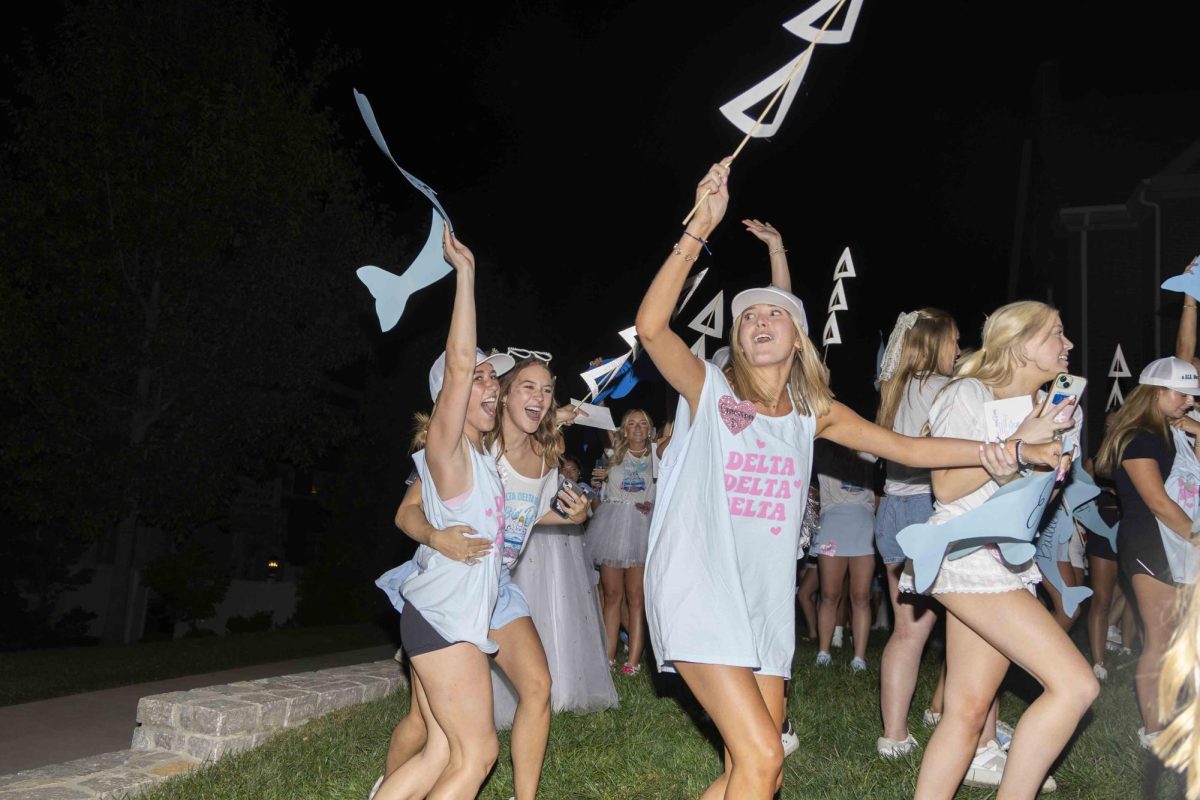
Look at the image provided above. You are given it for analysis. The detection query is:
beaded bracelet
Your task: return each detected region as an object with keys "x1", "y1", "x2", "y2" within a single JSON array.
[
  {"x1": 769, "y1": 246, "x2": 788, "y2": 255},
  {"x1": 681, "y1": 230, "x2": 713, "y2": 256}
]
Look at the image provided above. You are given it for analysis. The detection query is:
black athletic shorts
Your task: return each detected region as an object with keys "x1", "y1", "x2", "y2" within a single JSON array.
[{"x1": 400, "y1": 603, "x2": 454, "y2": 658}]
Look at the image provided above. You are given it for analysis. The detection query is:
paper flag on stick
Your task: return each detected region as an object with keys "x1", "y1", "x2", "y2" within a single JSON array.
[
  {"x1": 719, "y1": 0, "x2": 862, "y2": 138},
  {"x1": 688, "y1": 292, "x2": 725, "y2": 338},
  {"x1": 618, "y1": 326, "x2": 639, "y2": 350},
  {"x1": 828, "y1": 280, "x2": 848, "y2": 313},
  {"x1": 822, "y1": 313, "x2": 842, "y2": 346},
  {"x1": 673, "y1": 268, "x2": 709, "y2": 320},
  {"x1": 357, "y1": 212, "x2": 451, "y2": 332},
  {"x1": 832, "y1": 247, "x2": 856, "y2": 279},
  {"x1": 354, "y1": 90, "x2": 453, "y2": 229},
  {"x1": 1108, "y1": 344, "x2": 1131, "y2": 378},
  {"x1": 690, "y1": 335, "x2": 707, "y2": 361},
  {"x1": 1107, "y1": 381, "x2": 1125, "y2": 411},
  {"x1": 580, "y1": 352, "x2": 631, "y2": 398}
]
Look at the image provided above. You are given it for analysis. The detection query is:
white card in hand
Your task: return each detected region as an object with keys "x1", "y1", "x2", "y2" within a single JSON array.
[
  {"x1": 983, "y1": 396, "x2": 1033, "y2": 442},
  {"x1": 569, "y1": 400, "x2": 617, "y2": 431}
]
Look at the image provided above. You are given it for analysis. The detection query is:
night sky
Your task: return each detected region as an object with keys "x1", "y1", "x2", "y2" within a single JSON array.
[{"x1": 6, "y1": 0, "x2": 1199, "y2": 420}]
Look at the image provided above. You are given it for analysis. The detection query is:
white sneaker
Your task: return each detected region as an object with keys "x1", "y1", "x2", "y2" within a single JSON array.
[
  {"x1": 1040, "y1": 774, "x2": 1058, "y2": 793},
  {"x1": 1106, "y1": 624, "x2": 1122, "y2": 648},
  {"x1": 876, "y1": 732, "x2": 919, "y2": 758},
  {"x1": 1093, "y1": 663, "x2": 1108, "y2": 681},
  {"x1": 962, "y1": 740, "x2": 1007, "y2": 788},
  {"x1": 850, "y1": 656, "x2": 867, "y2": 672},
  {"x1": 831, "y1": 626, "x2": 844, "y2": 648},
  {"x1": 994, "y1": 719, "x2": 1014, "y2": 751},
  {"x1": 922, "y1": 708, "x2": 941, "y2": 727},
  {"x1": 367, "y1": 775, "x2": 384, "y2": 800},
  {"x1": 1139, "y1": 726, "x2": 1161, "y2": 750},
  {"x1": 816, "y1": 650, "x2": 832, "y2": 667},
  {"x1": 781, "y1": 718, "x2": 800, "y2": 758}
]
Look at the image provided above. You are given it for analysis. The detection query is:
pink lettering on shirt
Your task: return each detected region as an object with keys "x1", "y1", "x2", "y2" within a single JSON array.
[{"x1": 723, "y1": 446, "x2": 797, "y2": 532}]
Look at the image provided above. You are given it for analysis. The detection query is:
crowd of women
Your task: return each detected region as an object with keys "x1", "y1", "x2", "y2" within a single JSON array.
[{"x1": 366, "y1": 160, "x2": 1200, "y2": 799}]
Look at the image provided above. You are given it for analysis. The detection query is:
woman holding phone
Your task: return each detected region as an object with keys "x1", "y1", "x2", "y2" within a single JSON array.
[{"x1": 636, "y1": 160, "x2": 1068, "y2": 799}]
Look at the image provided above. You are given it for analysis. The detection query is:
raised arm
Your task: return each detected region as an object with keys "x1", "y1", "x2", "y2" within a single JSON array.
[
  {"x1": 394, "y1": 478, "x2": 492, "y2": 563},
  {"x1": 1178, "y1": 277, "x2": 1200, "y2": 371},
  {"x1": 743, "y1": 218, "x2": 791, "y2": 293},
  {"x1": 636, "y1": 161, "x2": 730, "y2": 412},
  {"x1": 425, "y1": 227, "x2": 480, "y2": 497}
]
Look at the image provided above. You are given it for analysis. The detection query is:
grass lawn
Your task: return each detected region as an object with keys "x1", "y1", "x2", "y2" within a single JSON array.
[
  {"x1": 0, "y1": 623, "x2": 394, "y2": 707},
  {"x1": 137, "y1": 633, "x2": 1183, "y2": 799}
]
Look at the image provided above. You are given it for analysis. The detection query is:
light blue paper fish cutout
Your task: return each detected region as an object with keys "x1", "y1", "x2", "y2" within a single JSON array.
[
  {"x1": 353, "y1": 89, "x2": 453, "y2": 230},
  {"x1": 1035, "y1": 504, "x2": 1091, "y2": 618},
  {"x1": 1163, "y1": 270, "x2": 1200, "y2": 302},
  {"x1": 1064, "y1": 461, "x2": 1117, "y2": 552},
  {"x1": 357, "y1": 211, "x2": 451, "y2": 332}
]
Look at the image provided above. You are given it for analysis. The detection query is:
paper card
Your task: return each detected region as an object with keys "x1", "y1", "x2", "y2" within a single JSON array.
[
  {"x1": 569, "y1": 400, "x2": 617, "y2": 431},
  {"x1": 357, "y1": 211, "x2": 451, "y2": 332},
  {"x1": 983, "y1": 395, "x2": 1033, "y2": 442}
]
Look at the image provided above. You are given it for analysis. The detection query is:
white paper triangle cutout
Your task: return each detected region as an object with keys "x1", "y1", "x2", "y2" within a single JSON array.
[
  {"x1": 1108, "y1": 344, "x2": 1131, "y2": 378},
  {"x1": 690, "y1": 335, "x2": 707, "y2": 361},
  {"x1": 1106, "y1": 381, "x2": 1125, "y2": 411},
  {"x1": 823, "y1": 312, "x2": 842, "y2": 346},
  {"x1": 782, "y1": 0, "x2": 865, "y2": 46},
  {"x1": 833, "y1": 247, "x2": 856, "y2": 279},
  {"x1": 687, "y1": 291, "x2": 725, "y2": 338},
  {"x1": 828, "y1": 279, "x2": 848, "y2": 313}
]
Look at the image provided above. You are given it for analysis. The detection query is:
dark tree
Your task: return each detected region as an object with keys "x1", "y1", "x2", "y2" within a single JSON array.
[{"x1": 0, "y1": 0, "x2": 396, "y2": 642}]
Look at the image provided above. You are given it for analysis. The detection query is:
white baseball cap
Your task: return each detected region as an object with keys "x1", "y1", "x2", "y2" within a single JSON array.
[
  {"x1": 428, "y1": 349, "x2": 515, "y2": 402},
  {"x1": 730, "y1": 286, "x2": 809, "y2": 334},
  {"x1": 1138, "y1": 356, "x2": 1200, "y2": 395}
]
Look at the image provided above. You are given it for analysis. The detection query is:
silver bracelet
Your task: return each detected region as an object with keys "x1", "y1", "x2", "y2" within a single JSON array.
[{"x1": 1013, "y1": 439, "x2": 1030, "y2": 470}]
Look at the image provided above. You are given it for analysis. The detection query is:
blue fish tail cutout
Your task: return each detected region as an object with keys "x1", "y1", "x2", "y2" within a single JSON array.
[
  {"x1": 358, "y1": 212, "x2": 451, "y2": 332},
  {"x1": 593, "y1": 359, "x2": 640, "y2": 402},
  {"x1": 1162, "y1": 268, "x2": 1200, "y2": 303}
]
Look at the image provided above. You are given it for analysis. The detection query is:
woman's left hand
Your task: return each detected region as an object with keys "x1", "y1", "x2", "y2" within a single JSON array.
[
  {"x1": 557, "y1": 486, "x2": 589, "y2": 525},
  {"x1": 743, "y1": 218, "x2": 783, "y2": 250},
  {"x1": 1172, "y1": 415, "x2": 1200, "y2": 436}
]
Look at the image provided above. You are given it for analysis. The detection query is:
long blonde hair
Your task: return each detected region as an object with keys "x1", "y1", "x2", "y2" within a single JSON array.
[
  {"x1": 947, "y1": 300, "x2": 1059, "y2": 391},
  {"x1": 727, "y1": 314, "x2": 833, "y2": 418},
  {"x1": 876, "y1": 308, "x2": 957, "y2": 430},
  {"x1": 484, "y1": 359, "x2": 564, "y2": 469},
  {"x1": 1094, "y1": 384, "x2": 1170, "y2": 478},
  {"x1": 1155, "y1": 579, "x2": 1200, "y2": 797},
  {"x1": 608, "y1": 408, "x2": 653, "y2": 477}
]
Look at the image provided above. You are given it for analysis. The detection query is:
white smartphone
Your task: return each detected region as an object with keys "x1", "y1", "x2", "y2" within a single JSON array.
[{"x1": 1049, "y1": 373, "x2": 1087, "y2": 408}]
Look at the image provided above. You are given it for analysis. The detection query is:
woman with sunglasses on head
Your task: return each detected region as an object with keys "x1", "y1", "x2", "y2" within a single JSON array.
[
  {"x1": 636, "y1": 160, "x2": 1067, "y2": 800},
  {"x1": 381, "y1": 351, "x2": 589, "y2": 800}
]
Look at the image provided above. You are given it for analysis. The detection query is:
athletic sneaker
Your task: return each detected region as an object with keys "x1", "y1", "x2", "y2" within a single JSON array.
[
  {"x1": 994, "y1": 720, "x2": 1014, "y2": 751},
  {"x1": 1138, "y1": 726, "x2": 1161, "y2": 750},
  {"x1": 367, "y1": 775, "x2": 383, "y2": 800},
  {"x1": 963, "y1": 740, "x2": 1007, "y2": 788},
  {"x1": 781, "y1": 718, "x2": 799, "y2": 758},
  {"x1": 1106, "y1": 624, "x2": 1122, "y2": 650},
  {"x1": 831, "y1": 626, "x2": 844, "y2": 649},
  {"x1": 876, "y1": 732, "x2": 918, "y2": 758},
  {"x1": 815, "y1": 650, "x2": 832, "y2": 667},
  {"x1": 1093, "y1": 663, "x2": 1108, "y2": 681},
  {"x1": 922, "y1": 708, "x2": 941, "y2": 727},
  {"x1": 850, "y1": 656, "x2": 867, "y2": 672}
]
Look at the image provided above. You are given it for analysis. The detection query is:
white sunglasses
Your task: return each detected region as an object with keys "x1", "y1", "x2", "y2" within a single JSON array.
[{"x1": 506, "y1": 347, "x2": 552, "y2": 363}]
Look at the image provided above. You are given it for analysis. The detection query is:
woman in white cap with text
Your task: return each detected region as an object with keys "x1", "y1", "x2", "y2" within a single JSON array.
[
  {"x1": 1096, "y1": 356, "x2": 1200, "y2": 751},
  {"x1": 635, "y1": 159, "x2": 1068, "y2": 800}
]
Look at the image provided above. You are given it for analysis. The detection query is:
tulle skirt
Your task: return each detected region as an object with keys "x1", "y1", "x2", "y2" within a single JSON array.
[
  {"x1": 491, "y1": 523, "x2": 618, "y2": 728},
  {"x1": 586, "y1": 501, "x2": 652, "y2": 568}
]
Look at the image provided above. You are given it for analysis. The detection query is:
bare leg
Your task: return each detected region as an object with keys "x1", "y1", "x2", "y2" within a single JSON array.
[
  {"x1": 675, "y1": 662, "x2": 785, "y2": 800},
  {"x1": 1130, "y1": 574, "x2": 1181, "y2": 734},
  {"x1": 492, "y1": 617, "x2": 552, "y2": 800},
  {"x1": 817, "y1": 556, "x2": 849, "y2": 654},
  {"x1": 624, "y1": 565, "x2": 647, "y2": 667},
  {"x1": 377, "y1": 643, "x2": 498, "y2": 800},
  {"x1": 848, "y1": 555, "x2": 875, "y2": 662},
  {"x1": 879, "y1": 562, "x2": 939, "y2": 741},
  {"x1": 797, "y1": 566, "x2": 819, "y2": 639},
  {"x1": 930, "y1": 661, "x2": 946, "y2": 716},
  {"x1": 599, "y1": 565, "x2": 626, "y2": 664},
  {"x1": 1087, "y1": 556, "x2": 1117, "y2": 668},
  {"x1": 385, "y1": 674, "x2": 429, "y2": 776},
  {"x1": 916, "y1": 590, "x2": 1099, "y2": 800}
]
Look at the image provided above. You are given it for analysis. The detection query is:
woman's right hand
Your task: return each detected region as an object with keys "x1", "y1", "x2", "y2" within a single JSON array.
[
  {"x1": 690, "y1": 159, "x2": 732, "y2": 235},
  {"x1": 1012, "y1": 397, "x2": 1076, "y2": 443},
  {"x1": 591, "y1": 467, "x2": 607, "y2": 487},
  {"x1": 442, "y1": 225, "x2": 476, "y2": 272},
  {"x1": 430, "y1": 525, "x2": 490, "y2": 564}
]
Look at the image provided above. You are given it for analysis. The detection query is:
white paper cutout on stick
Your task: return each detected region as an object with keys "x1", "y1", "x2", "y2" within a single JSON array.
[
  {"x1": 1108, "y1": 344, "x2": 1131, "y2": 378},
  {"x1": 687, "y1": 291, "x2": 725, "y2": 338},
  {"x1": 719, "y1": 0, "x2": 864, "y2": 138},
  {"x1": 673, "y1": 268, "x2": 710, "y2": 319},
  {"x1": 823, "y1": 313, "x2": 842, "y2": 346},
  {"x1": 618, "y1": 326, "x2": 639, "y2": 350},
  {"x1": 1107, "y1": 381, "x2": 1125, "y2": 412},
  {"x1": 357, "y1": 212, "x2": 451, "y2": 332},
  {"x1": 690, "y1": 335, "x2": 707, "y2": 361},
  {"x1": 828, "y1": 280, "x2": 848, "y2": 313},
  {"x1": 832, "y1": 247, "x2": 856, "y2": 279},
  {"x1": 580, "y1": 352, "x2": 631, "y2": 398}
]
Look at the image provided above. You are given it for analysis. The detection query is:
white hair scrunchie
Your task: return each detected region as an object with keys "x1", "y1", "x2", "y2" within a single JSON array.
[{"x1": 878, "y1": 311, "x2": 920, "y2": 382}]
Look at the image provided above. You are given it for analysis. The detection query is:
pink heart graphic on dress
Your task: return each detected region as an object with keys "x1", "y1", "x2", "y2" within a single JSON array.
[
  {"x1": 793, "y1": 479, "x2": 803, "y2": 487},
  {"x1": 770, "y1": 526, "x2": 782, "y2": 536},
  {"x1": 756, "y1": 439, "x2": 766, "y2": 449},
  {"x1": 718, "y1": 395, "x2": 756, "y2": 435},
  {"x1": 484, "y1": 508, "x2": 493, "y2": 517}
]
